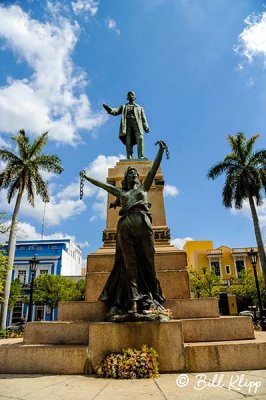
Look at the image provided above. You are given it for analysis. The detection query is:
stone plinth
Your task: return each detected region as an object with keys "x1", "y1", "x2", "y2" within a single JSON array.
[
  {"x1": 88, "y1": 321, "x2": 185, "y2": 373},
  {"x1": 85, "y1": 270, "x2": 190, "y2": 302},
  {"x1": 87, "y1": 246, "x2": 187, "y2": 273}
]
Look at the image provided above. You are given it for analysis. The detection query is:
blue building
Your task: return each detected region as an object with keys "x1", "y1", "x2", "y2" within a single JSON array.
[{"x1": 6, "y1": 239, "x2": 82, "y2": 324}]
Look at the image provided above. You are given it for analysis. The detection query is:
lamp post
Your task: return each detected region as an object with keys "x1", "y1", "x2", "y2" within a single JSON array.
[
  {"x1": 247, "y1": 248, "x2": 266, "y2": 331},
  {"x1": 27, "y1": 256, "x2": 39, "y2": 322}
]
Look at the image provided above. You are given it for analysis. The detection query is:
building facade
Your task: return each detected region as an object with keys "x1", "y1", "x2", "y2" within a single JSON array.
[
  {"x1": 184, "y1": 240, "x2": 262, "y2": 285},
  {"x1": 7, "y1": 239, "x2": 82, "y2": 325}
]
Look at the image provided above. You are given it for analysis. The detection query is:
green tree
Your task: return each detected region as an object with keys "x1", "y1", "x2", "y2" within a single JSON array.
[
  {"x1": 0, "y1": 130, "x2": 63, "y2": 328},
  {"x1": 189, "y1": 266, "x2": 221, "y2": 298},
  {"x1": 229, "y1": 270, "x2": 266, "y2": 310},
  {"x1": 0, "y1": 249, "x2": 9, "y2": 302},
  {"x1": 33, "y1": 275, "x2": 84, "y2": 320},
  {"x1": 8, "y1": 278, "x2": 23, "y2": 311},
  {"x1": 207, "y1": 132, "x2": 266, "y2": 282}
]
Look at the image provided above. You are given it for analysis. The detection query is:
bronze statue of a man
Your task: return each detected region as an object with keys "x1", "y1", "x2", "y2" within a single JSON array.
[{"x1": 103, "y1": 91, "x2": 150, "y2": 160}]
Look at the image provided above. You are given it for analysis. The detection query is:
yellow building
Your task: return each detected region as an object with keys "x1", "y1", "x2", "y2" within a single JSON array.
[{"x1": 184, "y1": 240, "x2": 262, "y2": 285}]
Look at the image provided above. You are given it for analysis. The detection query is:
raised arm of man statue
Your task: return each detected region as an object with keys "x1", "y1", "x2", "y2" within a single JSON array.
[{"x1": 103, "y1": 91, "x2": 150, "y2": 160}]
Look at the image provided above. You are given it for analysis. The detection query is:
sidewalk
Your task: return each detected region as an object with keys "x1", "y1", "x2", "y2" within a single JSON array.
[{"x1": 0, "y1": 370, "x2": 265, "y2": 400}]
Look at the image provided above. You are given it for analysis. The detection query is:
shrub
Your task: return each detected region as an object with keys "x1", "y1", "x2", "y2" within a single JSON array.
[{"x1": 97, "y1": 345, "x2": 159, "y2": 379}]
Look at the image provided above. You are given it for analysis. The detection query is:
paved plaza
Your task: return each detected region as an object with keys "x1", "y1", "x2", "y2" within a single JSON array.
[{"x1": 0, "y1": 370, "x2": 265, "y2": 400}]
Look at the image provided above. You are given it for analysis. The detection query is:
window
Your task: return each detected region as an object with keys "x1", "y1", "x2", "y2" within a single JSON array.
[
  {"x1": 225, "y1": 265, "x2": 231, "y2": 274},
  {"x1": 20, "y1": 246, "x2": 25, "y2": 250},
  {"x1": 29, "y1": 245, "x2": 34, "y2": 250},
  {"x1": 52, "y1": 245, "x2": 57, "y2": 249},
  {"x1": 11, "y1": 302, "x2": 23, "y2": 323},
  {"x1": 35, "y1": 305, "x2": 45, "y2": 321},
  {"x1": 211, "y1": 260, "x2": 221, "y2": 276},
  {"x1": 37, "y1": 246, "x2": 42, "y2": 250},
  {"x1": 18, "y1": 270, "x2": 26, "y2": 284},
  {"x1": 235, "y1": 259, "x2": 245, "y2": 276},
  {"x1": 40, "y1": 270, "x2": 48, "y2": 275}
]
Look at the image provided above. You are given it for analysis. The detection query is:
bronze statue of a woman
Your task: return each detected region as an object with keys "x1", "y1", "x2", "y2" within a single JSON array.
[{"x1": 81, "y1": 141, "x2": 168, "y2": 321}]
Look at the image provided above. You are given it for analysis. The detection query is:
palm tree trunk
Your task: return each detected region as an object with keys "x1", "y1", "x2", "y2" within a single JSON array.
[
  {"x1": 0, "y1": 190, "x2": 23, "y2": 329},
  {"x1": 248, "y1": 195, "x2": 266, "y2": 282}
]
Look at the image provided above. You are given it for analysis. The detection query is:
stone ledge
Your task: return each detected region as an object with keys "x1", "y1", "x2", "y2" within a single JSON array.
[
  {"x1": 0, "y1": 341, "x2": 89, "y2": 374},
  {"x1": 164, "y1": 298, "x2": 219, "y2": 319},
  {"x1": 58, "y1": 298, "x2": 219, "y2": 322},
  {"x1": 182, "y1": 316, "x2": 254, "y2": 342},
  {"x1": 24, "y1": 321, "x2": 90, "y2": 344},
  {"x1": 58, "y1": 301, "x2": 107, "y2": 321},
  {"x1": 185, "y1": 332, "x2": 266, "y2": 372}
]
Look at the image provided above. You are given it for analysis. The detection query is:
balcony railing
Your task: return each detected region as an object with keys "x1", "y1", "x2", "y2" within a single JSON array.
[{"x1": 206, "y1": 249, "x2": 223, "y2": 256}]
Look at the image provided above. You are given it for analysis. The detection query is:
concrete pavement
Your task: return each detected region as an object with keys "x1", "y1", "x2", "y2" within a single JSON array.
[{"x1": 0, "y1": 370, "x2": 265, "y2": 400}]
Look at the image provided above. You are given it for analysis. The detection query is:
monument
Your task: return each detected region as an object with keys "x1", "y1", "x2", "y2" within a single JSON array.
[{"x1": 1, "y1": 91, "x2": 266, "y2": 375}]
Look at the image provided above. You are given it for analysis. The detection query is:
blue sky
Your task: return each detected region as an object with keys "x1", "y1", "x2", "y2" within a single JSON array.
[{"x1": 0, "y1": 0, "x2": 266, "y2": 261}]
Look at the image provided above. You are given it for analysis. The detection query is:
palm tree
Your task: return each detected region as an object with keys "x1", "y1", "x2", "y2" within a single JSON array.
[
  {"x1": 0, "y1": 130, "x2": 63, "y2": 328},
  {"x1": 207, "y1": 132, "x2": 266, "y2": 282}
]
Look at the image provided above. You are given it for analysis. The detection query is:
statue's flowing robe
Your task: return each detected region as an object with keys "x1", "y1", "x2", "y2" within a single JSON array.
[{"x1": 99, "y1": 201, "x2": 165, "y2": 311}]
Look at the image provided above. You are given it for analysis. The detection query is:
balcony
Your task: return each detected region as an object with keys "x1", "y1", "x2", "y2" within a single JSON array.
[
  {"x1": 206, "y1": 249, "x2": 223, "y2": 256},
  {"x1": 231, "y1": 248, "x2": 251, "y2": 256}
]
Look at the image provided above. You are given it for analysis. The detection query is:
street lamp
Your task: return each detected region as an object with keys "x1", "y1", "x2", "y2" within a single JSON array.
[
  {"x1": 247, "y1": 248, "x2": 266, "y2": 331},
  {"x1": 27, "y1": 256, "x2": 39, "y2": 322}
]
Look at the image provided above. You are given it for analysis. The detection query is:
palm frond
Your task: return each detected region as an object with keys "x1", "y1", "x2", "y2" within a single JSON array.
[
  {"x1": 207, "y1": 161, "x2": 232, "y2": 179},
  {"x1": 245, "y1": 134, "x2": 260, "y2": 160},
  {"x1": 28, "y1": 132, "x2": 48, "y2": 159},
  {"x1": 0, "y1": 150, "x2": 20, "y2": 163},
  {"x1": 26, "y1": 177, "x2": 35, "y2": 207},
  {"x1": 33, "y1": 154, "x2": 63, "y2": 174},
  {"x1": 7, "y1": 178, "x2": 21, "y2": 203},
  {"x1": 13, "y1": 130, "x2": 30, "y2": 160},
  {"x1": 33, "y1": 173, "x2": 50, "y2": 202}
]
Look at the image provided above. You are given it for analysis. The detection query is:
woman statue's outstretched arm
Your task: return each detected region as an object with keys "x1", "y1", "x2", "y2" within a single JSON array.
[
  {"x1": 143, "y1": 140, "x2": 168, "y2": 191},
  {"x1": 80, "y1": 171, "x2": 122, "y2": 197}
]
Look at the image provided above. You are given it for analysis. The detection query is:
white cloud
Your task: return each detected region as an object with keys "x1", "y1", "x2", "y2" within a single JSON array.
[
  {"x1": 0, "y1": 154, "x2": 121, "y2": 225},
  {"x1": 105, "y1": 16, "x2": 121, "y2": 35},
  {"x1": 71, "y1": 0, "x2": 99, "y2": 17},
  {"x1": 0, "y1": 220, "x2": 87, "y2": 247},
  {"x1": 0, "y1": 185, "x2": 86, "y2": 227},
  {"x1": 231, "y1": 198, "x2": 266, "y2": 228},
  {"x1": 0, "y1": 4, "x2": 106, "y2": 145},
  {"x1": 171, "y1": 237, "x2": 193, "y2": 249},
  {"x1": 164, "y1": 184, "x2": 179, "y2": 197},
  {"x1": 236, "y1": 12, "x2": 266, "y2": 65}
]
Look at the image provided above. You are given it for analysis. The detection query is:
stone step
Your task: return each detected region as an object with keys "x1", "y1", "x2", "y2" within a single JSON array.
[
  {"x1": 24, "y1": 321, "x2": 90, "y2": 345},
  {"x1": 0, "y1": 339, "x2": 89, "y2": 374},
  {"x1": 164, "y1": 298, "x2": 219, "y2": 319},
  {"x1": 182, "y1": 316, "x2": 254, "y2": 342},
  {"x1": 185, "y1": 331, "x2": 266, "y2": 372},
  {"x1": 85, "y1": 270, "x2": 190, "y2": 301},
  {"x1": 58, "y1": 298, "x2": 219, "y2": 322}
]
